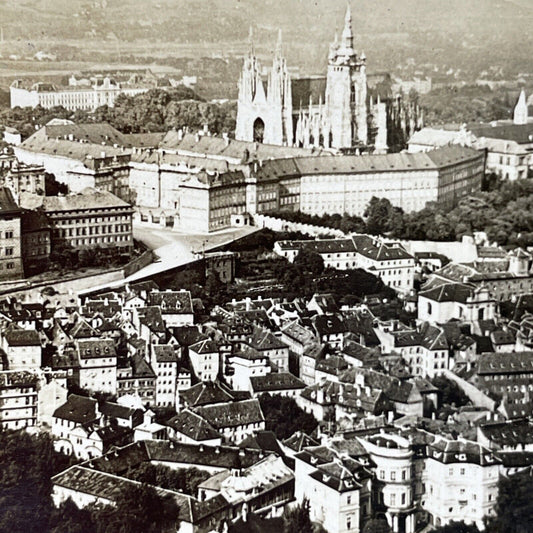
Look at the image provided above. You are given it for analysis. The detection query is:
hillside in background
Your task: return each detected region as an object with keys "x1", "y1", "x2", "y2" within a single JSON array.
[
  {"x1": 0, "y1": 0, "x2": 531, "y2": 104},
  {"x1": 0, "y1": 0, "x2": 531, "y2": 74}
]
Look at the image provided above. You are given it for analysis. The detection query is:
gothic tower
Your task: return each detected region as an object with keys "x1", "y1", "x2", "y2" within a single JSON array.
[
  {"x1": 235, "y1": 30, "x2": 292, "y2": 145},
  {"x1": 266, "y1": 30, "x2": 293, "y2": 145},
  {"x1": 325, "y1": 5, "x2": 368, "y2": 149}
]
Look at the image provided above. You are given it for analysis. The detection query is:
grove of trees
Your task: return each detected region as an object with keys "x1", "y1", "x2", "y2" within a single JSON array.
[
  {"x1": 0, "y1": 87, "x2": 236, "y2": 138},
  {"x1": 259, "y1": 393, "x2": 318, "y2": 440},
  {"x1": 0, "y1": 428, "x2": 180, "y2": 533}
]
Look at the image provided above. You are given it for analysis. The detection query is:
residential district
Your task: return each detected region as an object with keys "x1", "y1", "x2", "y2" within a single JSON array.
[{"x1": 1, "y1": 6, "x2": 533, "y2": 533}]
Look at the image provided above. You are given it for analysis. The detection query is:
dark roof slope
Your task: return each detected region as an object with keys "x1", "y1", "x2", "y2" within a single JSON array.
[{"x1": 192, "y1": 399, "x2": 265, "y2": 429}]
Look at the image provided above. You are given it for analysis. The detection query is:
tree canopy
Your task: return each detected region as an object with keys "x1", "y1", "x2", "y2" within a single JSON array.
[
  {"x1": 432, "y1": 521, "x2": 480, "y2": 533},
  {"x1": 0, "y1": 88, "x2": 236, "y2": 139},
  {"x1": 283, "y1": 498, "x2": 314, "y2": 533},
  {"x1": 362, "y1": 517, "x2": 393, "y2": 533},
  {"x1": 484, "y1": 469, "x2": 533, "y2": 533},
  {"x1": 294, "y1": 249, "x2": 325, "y2": 276},
  {"x1": 259, "y1": 394, "x2": 318, "y2": 440}
]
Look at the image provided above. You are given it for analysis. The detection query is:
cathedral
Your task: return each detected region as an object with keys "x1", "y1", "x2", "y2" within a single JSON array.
[{"x1": 235, "y1": 6, "x2": 389, "y2": 153}]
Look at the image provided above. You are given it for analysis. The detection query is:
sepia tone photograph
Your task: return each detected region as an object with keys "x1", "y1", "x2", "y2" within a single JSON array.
[{"x1": 0, "y1": 0, "x2": 532, "y2": 532}]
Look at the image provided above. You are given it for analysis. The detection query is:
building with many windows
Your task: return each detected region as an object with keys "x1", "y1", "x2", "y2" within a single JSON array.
[
  {"x1": 262, "y1": 145, "x2": 484, "y2": 217},
  {"x1": 274, "y1": 234, "x2": 415, "y2": 294},
  {"x1": 408, "y1": 90, "x2": 533, "y2": 181},
  {"x1": 0, "y1": 187, "x2": 23, "y2": 280},
  {"x1": 15, "y1": 126, "x2": 132, "y2": 201},
  {"x1": 0, "y1": 370, "x2": 39, "y2": 430},
  {"x1": 10, "y1": 76, "x2": 153, "y2": 111},
  {"x1": 0, "y1": 162, "x2": 46, "y2": 199},
  {"x1": 19, "y1": 188, "x2": 133, "y2": 253}
]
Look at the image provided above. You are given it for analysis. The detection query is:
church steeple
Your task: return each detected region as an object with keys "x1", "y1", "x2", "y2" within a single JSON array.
[
  {"x1": 331, "y1": 4, "x2": 357, "y2": 64},
  {"x1": 275, "y1": 29, "x2": 283, "y2": 57},
  {"x1": 341, "y1": 4, "x2": 354, "y2": 51},
  {"x1": 248, "y1": 26, "x2": 255, "y2": 57}
]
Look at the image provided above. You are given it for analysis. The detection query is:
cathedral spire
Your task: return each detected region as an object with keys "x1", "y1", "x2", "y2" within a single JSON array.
[
  {"x1": 275, "y1": 28, "x2": 283, "y2": 57},
  {"x1": 341, "y1": 3, "x2": 354, "y2": 50},
  {"x1": 248, "y1": 26, "x2": 255, "y2": 56}
]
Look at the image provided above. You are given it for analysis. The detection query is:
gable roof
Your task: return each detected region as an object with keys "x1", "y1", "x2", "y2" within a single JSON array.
[
  {"x1": 477, "y1": 351, "x2": 533, "y2": 375},
  {"x1": 166, "y1": 409, "x2": 220, "y2": 441},
  {"x1": 250, "y1": 372, "x2": 306, "y2": 392},
  {"x1": 4, "y1": 329, "x2": 41, "y2": 347},
  {"x1": 152, "y1": 344, "x2": 178, "y2": 363},
  {"x1": 291, "y1": 76, "x2": 327, "y2": 109},
  {"x1": 20, "y1": 188, "x2": 132, "y2": 213},
  {"x1": 0, "y1": 187, "x2": 21, "y2": 217},
  {"x1": 419, "y1": 282, "x2": 476, "y2": 304},
  {"x1": 53, "y1": 394, "x2": 99, "y2": 424},
  {"x1": 75, "y1": 338, "x2": 116, "y2": 360},
  {"x1": 192, "y1": 399, "x2": 264, "y2": 429},
  {"x1": 147, "y1": 290, "x2": 193, "y2": 314},
  {"x1": 352, "y1": 235, "x2": 413, "y2": 261},
  {"x1": 180, "y1": 381, "x2": 236, "y2": 408}
]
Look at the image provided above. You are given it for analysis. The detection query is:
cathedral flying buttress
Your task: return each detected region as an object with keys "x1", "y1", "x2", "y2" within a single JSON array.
[{"x1": 235, "y1": 5, "x2": 390, "y2": 154}]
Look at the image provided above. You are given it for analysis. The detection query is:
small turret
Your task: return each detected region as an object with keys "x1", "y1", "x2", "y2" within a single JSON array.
[{"x1": 514, "y1": 89, "x2": 528, "y2": 125}]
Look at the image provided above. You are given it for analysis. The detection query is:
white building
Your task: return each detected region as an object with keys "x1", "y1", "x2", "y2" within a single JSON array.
[
  {"x1": 358, "y1": 433, "x2": 417, "y2": 533},
  {"x1": 10, "y1": 77, "x2": 151, "y2": 111},
  {"x1": 76, "y1": 339, "x2": 117, "y2": 395},
  {"x1": 226, "y1": 349, "x2": 271, "y2": 391},
  {"x1": 374, "y1": 321, "x2": 450, "y2": 378},
  {"x1": 2, "y1": 329, "x2": 42, "y2": 371},
  {"x1": 275, "y1": 235, "x2": 415, "y2": 294},
  {"x1": 188, "y1": 338, "x2": 220, "y2": 382},
  {"x1": 422, "y1": 436, "x2": 500, "y2": 530},
  {"x1": 418, "y1": 283, "x2": 496, "y2": 324},
  {"x1": 150, "y1": 344, "x2": 179, "y2": 408},
  {"x1": 0, "y1": 370, "x2": 39, "y2": 430},
  {"x1": 294, "y1": 441, "x2": 373, "y2": 533},
  {"x1": 147, "y1": 290, "x2": 194, "y2": 327}
]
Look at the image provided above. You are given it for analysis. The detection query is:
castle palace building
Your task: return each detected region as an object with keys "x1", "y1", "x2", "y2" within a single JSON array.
[{"x1": 235, "y1": 7, "x2": 389, "y2": 154}]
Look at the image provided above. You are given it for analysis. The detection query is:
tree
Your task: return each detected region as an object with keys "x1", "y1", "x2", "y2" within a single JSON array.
[
  {"x1": 364, "y1": 197, "x2": 405, "y2": 236},
  {"x1": 49, "y1": 498, "x2": 97, "y2": 533},
  {"x1": 0, "y1": 429, "x2": 74, "y2": 533},
  {"x1": 283, "y1": 498, "x2": 314, "y2": 533},
  {"x1": 294, "y1": 249, "x2": 325, "y2": 275},
  {"x1": 432, "y1": 522, "x2": 480, "y2": 533},
  {"x1": 259, "y1": 393, "x2": 318, "y2": 439},
  {"x1": 44, "y1": 173, "x2": 68, "y2": 196},
  {"x1": 102, "y1": 483, "x2": 180, "y2": 533},
  {"x1": 484, "y1": 469, "x2": 533, "y2": 533},
  {"x1": 431, "y1": 376, "x2": 470, "y2": 408},
  {"x1": 363, "y1": 517, "x2": 392, "y2": 533}
]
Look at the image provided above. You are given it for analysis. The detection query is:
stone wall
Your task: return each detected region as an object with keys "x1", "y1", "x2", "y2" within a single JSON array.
[
  {"x1": 253, "y1": 214, "x2": 345, "y2": 238},
  {"x1": 442, "y1": 369, "x2": 496, "y2": 411}
]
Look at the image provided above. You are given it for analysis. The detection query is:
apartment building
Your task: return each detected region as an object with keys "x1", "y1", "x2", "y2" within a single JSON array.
[
  {"x1": 76, "y1": 339, "x2": 117, "y2": 395},
  {"x1": 0, "y1": 370, "x2": 39, "y2": 430}
]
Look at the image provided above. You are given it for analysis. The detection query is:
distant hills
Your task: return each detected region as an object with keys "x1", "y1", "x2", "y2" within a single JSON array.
[{"x1": 0, "y1": 0, "x2": 531, "y2": 79}]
